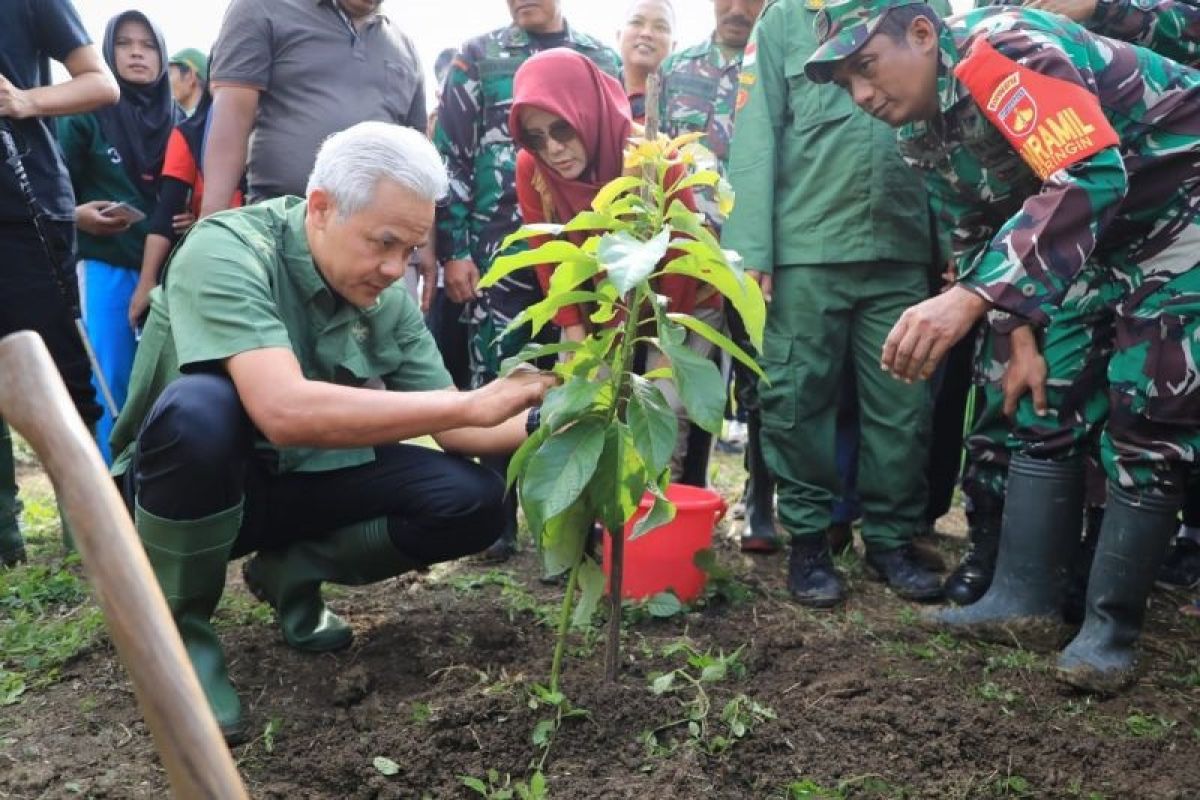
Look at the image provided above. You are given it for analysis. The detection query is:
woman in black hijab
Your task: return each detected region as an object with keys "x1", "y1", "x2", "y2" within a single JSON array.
[{"x1": 57, "y1": 10, "x2": 180, "y2": 463}]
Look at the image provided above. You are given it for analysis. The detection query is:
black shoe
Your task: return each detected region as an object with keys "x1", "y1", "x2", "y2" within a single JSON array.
[
  {"x1": 787, "y1": 538, "x2": 845, "y2": 608},
  {"x1": 865, "y1": 544, "x2": 943, "y2": 602},
  {"x1": 1156, "y1": 536, "x2": 1200, "y2": 590},
  {"x1": 943, "y1": 512, "x2": 1002, "y2": 606},
  {"x1": 480, "y1": 530, "x2": 516, "y2": 562}
]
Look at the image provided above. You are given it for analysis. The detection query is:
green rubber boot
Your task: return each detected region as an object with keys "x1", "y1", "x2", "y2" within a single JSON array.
[
  {"x1": 1057, "y1": 483, "x2": 1182, "y2": 694},
  {"x1": 137, "y1": 502, "x2": 245, "y2": 743},
  {"x1": 242, "y1": 517, "x2": 420, "y2": 653},
  {"x1": 0, "y1": 419, "x2": 26, "y2": 567},
  {"x1": 925, "y1": 454, "x2": 1083, "y2": 649}
]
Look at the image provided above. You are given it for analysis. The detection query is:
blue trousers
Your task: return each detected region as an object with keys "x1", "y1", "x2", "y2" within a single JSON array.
[{"x1": 81, "y1": 260, "x2": 138, "y2": 463}]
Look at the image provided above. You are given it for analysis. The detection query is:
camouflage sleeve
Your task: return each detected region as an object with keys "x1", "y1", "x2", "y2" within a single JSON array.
[
  {"x1": 1089, "y1": 0, "x2": 1200, "y2": 65},
  {"x1": 957, "y1": 32, "x2": 1128, "y2": 328},
  {"x1": 433, "y1": 47, "x2": 482, "y2": 262},
  {"x1": 721, "y1": 6, "x2": 786, "y2": 273}
]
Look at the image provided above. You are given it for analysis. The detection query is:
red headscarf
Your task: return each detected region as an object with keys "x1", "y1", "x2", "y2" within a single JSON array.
[{"x1": 509, "y1": 49, "x2": 633, "y2": 223}]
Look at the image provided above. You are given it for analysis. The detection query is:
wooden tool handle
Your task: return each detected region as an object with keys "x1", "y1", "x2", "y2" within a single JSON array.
[{"x1": 0, "y1": 331, "x2": 248, "y2": 799}]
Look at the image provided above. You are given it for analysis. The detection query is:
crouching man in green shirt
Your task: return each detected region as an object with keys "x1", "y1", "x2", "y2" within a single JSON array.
[{"x1": 109, "y1": 122, "x2": 556, "y2": 743}]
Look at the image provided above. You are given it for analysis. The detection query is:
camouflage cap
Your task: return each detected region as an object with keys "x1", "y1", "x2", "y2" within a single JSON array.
[{"x1": 803, "y1": 0, "x2": 923, "y2": 84}]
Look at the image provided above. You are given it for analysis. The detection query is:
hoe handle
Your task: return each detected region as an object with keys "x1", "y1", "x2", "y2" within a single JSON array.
[{"x1": 0, "y1": 331, "x2": 248, "y2": 799}]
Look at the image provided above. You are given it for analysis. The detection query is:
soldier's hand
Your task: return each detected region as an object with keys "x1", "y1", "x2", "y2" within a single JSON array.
[
  {"x1": 1025, "y1": 0, "x2": 1098, "y2": 21},
  {"x1": 470, "y1": 367, "x2": 559, "y2": 428},
  {"x1": 1002, "y1": 325, "x2": 1048, "y2": 418},
  {"x1": 0, "y1": 75, "x2": 35, "y2": 119},
  {"x1": 747, "y1": 269, "x2": 773, "y2": 304},
  {"x1": 444, "y1": 258, "x2": 480, "y2": 303},
  {"x1": 882, "y1": 286, "x2": 989, "y2": 382}
]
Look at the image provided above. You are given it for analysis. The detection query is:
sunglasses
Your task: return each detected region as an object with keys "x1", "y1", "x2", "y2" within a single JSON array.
[{"x1": 518, "y1": 120, "x2": 578, "y2": 152}]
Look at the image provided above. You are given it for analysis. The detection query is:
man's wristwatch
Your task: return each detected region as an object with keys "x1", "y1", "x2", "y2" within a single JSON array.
[{"x1": 525, "y1": 406, "x2": 542, "y2": 436}]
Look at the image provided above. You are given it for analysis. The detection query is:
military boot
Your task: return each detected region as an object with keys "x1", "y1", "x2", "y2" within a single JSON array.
[
  {"x1": 926, "y1": 455, "x2": 1083, "y2": 649},
  {"x1": 787, "y1": 535, "x2": 845, "y2": 608},
  {"x1": 137, "y1": 502, "x2": 245, "y2": 743},
  {"x1": 1063, "y1": 505, "x2": 1103, "y2": 624},
  {"x1": 739, "y1": 411, "x2": 780, "y2": 553},
  {"x1": 0, "y1": 419, "x2": 25, "y2": 567},
  {"x1": 942, "y1": 510, "x2": 1003, "y2": 606},
  {"x1": 1057, "y1": 483, "x2": 1181, "y2": 694},
  {"x1": 242, "y1": 517, "x2": 420, "y2": 653}
]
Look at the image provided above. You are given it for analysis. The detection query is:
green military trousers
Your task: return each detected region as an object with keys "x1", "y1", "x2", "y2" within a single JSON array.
[{"x1": 757, "y1": 262, "x2": 931, "y2": 549}]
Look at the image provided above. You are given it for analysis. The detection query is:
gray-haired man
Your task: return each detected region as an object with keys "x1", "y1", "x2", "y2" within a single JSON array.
[{"x1": 111, "y1": 122, "x2": 556, "y2": 743}]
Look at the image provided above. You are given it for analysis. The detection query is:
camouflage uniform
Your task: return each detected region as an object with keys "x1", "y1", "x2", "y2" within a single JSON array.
[
  {"x1": 432, "y1": 24, "x2": 620, "y2": 385},
  {"x1": 964, "y1": 0, "x2": 1198, "y2": 510},
  {"x1": 811, "y1": 5, "x2": 1200, "y2": 493},
  {"x1": 982, "y1": 0, "x2": 1198, "y2": 66},
  {"x1": 659, "y1": 37, "x2": 743, "y2": 228}
]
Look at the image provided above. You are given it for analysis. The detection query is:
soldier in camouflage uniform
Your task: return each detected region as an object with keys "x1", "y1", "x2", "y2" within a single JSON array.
[
  {"x1": 433, "y1": 0, "x2": 619, "y2": 558},
  {"x1": 659, "y1": 0, "x2": 771, "y2": 549},
  {"x1": 807, "y1": 0, "x2": 1200, "y2": 691},
  {"x1": 944, "y1": 0, "x2": 1199, "y2": 607}
]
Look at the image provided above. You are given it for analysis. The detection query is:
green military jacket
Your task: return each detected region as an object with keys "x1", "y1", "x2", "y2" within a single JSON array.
[
  {"x1": 110, "y1": 197, "x2": 452, "y2": 477},
  {"x1": 722, "y1": 0, "x2": 950, "y2": 272}
]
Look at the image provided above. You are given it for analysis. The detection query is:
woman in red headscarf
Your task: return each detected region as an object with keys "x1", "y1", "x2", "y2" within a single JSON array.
[{"x1": 509, "y1": 48, "x2": 723, "y2": 479}]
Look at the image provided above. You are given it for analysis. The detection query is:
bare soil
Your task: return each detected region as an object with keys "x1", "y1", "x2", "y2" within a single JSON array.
[{"x1": 2, "y1": 454, "x2": 1199, "y2": 800}]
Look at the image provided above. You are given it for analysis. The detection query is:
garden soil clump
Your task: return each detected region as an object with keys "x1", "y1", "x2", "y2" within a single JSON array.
[{"x1": 2, "y1": 456, "x2": 1200, "y2": 798}]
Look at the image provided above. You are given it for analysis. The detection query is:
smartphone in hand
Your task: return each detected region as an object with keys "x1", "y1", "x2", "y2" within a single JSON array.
[{"x1": 99, "y1": 202, "x2": 147, "y2": 225}]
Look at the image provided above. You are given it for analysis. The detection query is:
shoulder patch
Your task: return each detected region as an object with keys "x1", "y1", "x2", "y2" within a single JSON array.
[
  {"x1": 954, "y1": 39, "x2": 1118, "y2": 181},
  {"x1": 743, "y1": 41, "x2": 757, "y2": 69}
]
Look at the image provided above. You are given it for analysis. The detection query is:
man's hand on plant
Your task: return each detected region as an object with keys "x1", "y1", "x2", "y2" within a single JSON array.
[
  {"x1": 747, "y1": 269, "x2": 773, "y2": 303},
  {"x1": 882, "y1": 285, "x2": 989, "y2": 382},
  {"x1": 444, "y1": 257, "x2": 480, "y2": 303},
  {"x1": 1002, "y1": 325, "x2": 1049, "y2": 418},
  {"x1": 1024, "y1": 0, "x2": 1097, "y2": 22},
  {"x1": 469, "y1": 367, "x2": 559, "y2": 428}
]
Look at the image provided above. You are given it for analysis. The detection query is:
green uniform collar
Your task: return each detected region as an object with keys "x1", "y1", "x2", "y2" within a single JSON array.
[
  {"x1": 677, "y1": 35, "x2": 743, "y2": 69},
  {"x1": 499, "y1": 20, "x2": 596, "y2": 50}
]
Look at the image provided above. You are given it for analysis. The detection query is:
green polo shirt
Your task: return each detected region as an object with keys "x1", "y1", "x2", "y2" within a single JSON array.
[
  {"x1": 110, "y1": 196, "x2": 452, "y2": 477},
  {"x1": 722, "y1": 0, "x2": 949, "y2": 272}
]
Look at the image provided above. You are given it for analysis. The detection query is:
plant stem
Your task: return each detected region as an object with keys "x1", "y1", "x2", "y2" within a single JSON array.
[{"x1": 549, "y1": 555, "x2": 582, "y2": 695}]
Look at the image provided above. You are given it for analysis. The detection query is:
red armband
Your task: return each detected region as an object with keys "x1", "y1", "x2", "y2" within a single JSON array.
[{"x1": 955, "y1": 39, "x2": 1119, "y2": 180}]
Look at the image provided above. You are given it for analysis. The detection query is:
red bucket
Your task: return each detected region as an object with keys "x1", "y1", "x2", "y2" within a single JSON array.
[{"x1": 602, "y1": 484, "x2": 727, "y2": 603}]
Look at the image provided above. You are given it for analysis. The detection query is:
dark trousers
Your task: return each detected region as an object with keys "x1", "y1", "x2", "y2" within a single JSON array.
[
  {"x1": 425, "y1": 287, "x2": 472, "y2": 391},
  {"x1": 127, "y1": 373, "x2": 505, "y2": 562},
  {"x1": 0, "y1": 220, "x2": 100, "y2": 424}
]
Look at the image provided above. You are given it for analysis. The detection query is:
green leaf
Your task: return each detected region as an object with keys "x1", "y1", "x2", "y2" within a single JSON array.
[
  {"x1": 670, "y1": 169, "x2": 721, "y2": 194},
  {"x1": 659, "y1": 251, "x2": 766, "y2": 352},
  {"x1": 460, "y1": 776, "x2": 489, "y2": 795},
  {"x1": 540, "y1": 377, "x2": 607, "y2": 431},
  {"x1": 500, "y1": 340, "x2": 582, "y2": 375},
  {"x1": 665, "y1": 199, "x2": 723, "y2": 254},
  {"x1": 629, "y1": 482, "x2": 676, "y2": 541},
  {"x1": 540, "y1": 501, "x2": 590, "y2": 577},
  {"x1": 654, "y1": 315, "x2": 726, "y2": 434},
  {"x1": 499, "y1": 223, "x2": 564, "y2": 251},
  {"x1": 528, "y1": 770, "x2": 547, "y2": 799},
  {"x1": 588, "y1": 423, "x2": 647, "y2": 536},
  {"x1": 700, "y1": 662, "x2": 727, "y2": 682},
  {"x1": 591, "y1": 175, "x2": 644, "y2": 213},
  {"x1": 547, "y1": 254, "x2": 602, "y2": 295},
  {"x1": 571, "y1": 556, "x2": 605, "y2": 629},
  {"x1": 692, "y1": 548, "x2": 733, "y2": 581},
  {"x1": 666, "y1": 312, "x2": 765, "y2": 380},
  {"x1": 598, "y1": 228, "x2": 671, "y2": 295},
  {"x1": 373, "y1": 756, "x2": 400, "y2": 776},
  {"x1": 532, "y1": 718, "x2": 555, "y2": 747},
  {"x1": 505, "y1": 290, "x2": 609, "y2": 339},
  {"x1": 507, "y1": 425, "x2": 547, "y2": 490},
  {"x1": 647, "y1": 591, "x2": 683, "y2": 618},
  {"x1": 627, "y1": 374, "x2": 678, "y2": 477},
  {"x1": 650, "y1": 672, "x2": 675, "y2": 695},
  {"x1": 561, "y1": 210, "x2": 626, "y2": 233},
  {"x1": 479, "y1": 240, "x2": 585, "y2": 289},
  {"x1": 522, "y1": 416, "x2": 607, "y2": 524}
]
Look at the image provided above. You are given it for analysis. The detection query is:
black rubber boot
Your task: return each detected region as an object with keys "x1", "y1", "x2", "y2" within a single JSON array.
[
  {"x1": 1057, "y1": 483, "x2": 1182, "y2": 694},
  {"x1": 787, "y1": 535, "x2": 845, "y2": 608},
  {"x1": 926, "y1": 455, "x2": 1083, "y2": 649},
  {"x1": 739, "y1": 411, "x2": 779, "y2": 553},
  {"x1": 943, "y1": 510, "x2": 1003, "y2": 606},
  {"x1": 1063, "y1": 505, "x2": 1103, "y2": 624},
  {"x1": 243, "y1": 517, "x2": 420, "y2": 653},
  {"x1": 0, "y1": 418, "x2": 25, "y2": 567}
]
